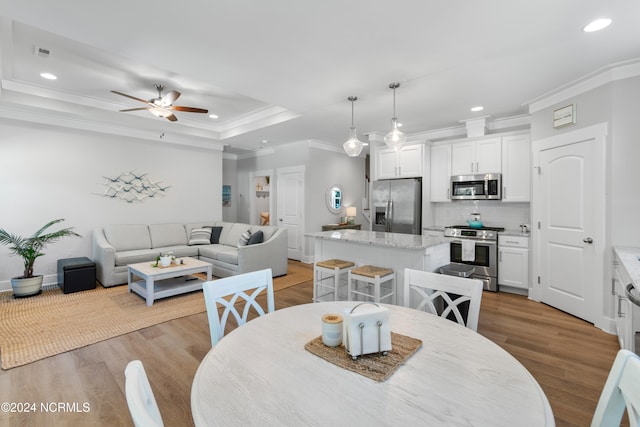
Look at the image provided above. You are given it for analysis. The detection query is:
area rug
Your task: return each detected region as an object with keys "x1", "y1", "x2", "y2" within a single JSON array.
[{"x1": 0, "y1": 262, "x2": 311, "y2": 370}]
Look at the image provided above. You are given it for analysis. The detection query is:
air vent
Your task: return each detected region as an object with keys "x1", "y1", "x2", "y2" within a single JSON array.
[{"x1": 34, "y1": 46, "x2": 51, "y2": 58}]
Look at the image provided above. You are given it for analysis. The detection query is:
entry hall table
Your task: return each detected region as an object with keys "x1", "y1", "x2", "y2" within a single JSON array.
[{"x1": 191, "y1": 301, "x2": 554, "y2": 426}]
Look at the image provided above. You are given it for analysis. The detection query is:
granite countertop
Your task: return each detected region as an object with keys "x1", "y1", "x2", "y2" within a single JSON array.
[
  {"x1": 306, "y1": 229, "x2": 449, "y2": 250},
  {"x1": 614, "y1": 246, "x2": 640, "y2": 287}
]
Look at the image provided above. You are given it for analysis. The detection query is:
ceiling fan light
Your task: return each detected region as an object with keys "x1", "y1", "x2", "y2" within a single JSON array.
[
  {"x1": 150, "y1": 107, "x2": 172, "y2": 118},
  {"x1": 384, "y1": 118, "x2": 407, "y2": 149},
  {"x1": 343, "y1": 127, "x2": 364, "y2": 157}
]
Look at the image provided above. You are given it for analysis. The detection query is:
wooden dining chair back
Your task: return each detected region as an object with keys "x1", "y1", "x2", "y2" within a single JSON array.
[
  {"x1": 592, "y1": 349, "x2": 640, "y2": 426},
  {"x1": 203, "y1": 268, "x2": 275, "y2": 347},
  {"x1": 403, "y1": 268, "x2": 483, "y2": 331},
  {"x1": 124, "y1": 360, "x2": 164, "y2": 427}
]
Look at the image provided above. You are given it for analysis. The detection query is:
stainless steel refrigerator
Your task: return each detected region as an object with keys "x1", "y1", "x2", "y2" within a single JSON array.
[{"x1": 372, "y1": 178, "x2": 421, "y2": 235}]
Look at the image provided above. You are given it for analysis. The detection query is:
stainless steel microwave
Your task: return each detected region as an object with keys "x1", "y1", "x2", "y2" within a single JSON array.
[{"x1": 450, "y1": 173, "x2": 502, "y2": 200}]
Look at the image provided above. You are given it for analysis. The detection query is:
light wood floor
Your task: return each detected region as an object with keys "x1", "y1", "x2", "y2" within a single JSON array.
[{"x1": 0, "y1": 261, "x2": 622, "y2": 426}]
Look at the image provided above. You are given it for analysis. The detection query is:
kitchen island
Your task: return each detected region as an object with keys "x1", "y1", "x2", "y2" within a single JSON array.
[{"x1": 307, "y1": 229, "x2": 450, "y2": 304}]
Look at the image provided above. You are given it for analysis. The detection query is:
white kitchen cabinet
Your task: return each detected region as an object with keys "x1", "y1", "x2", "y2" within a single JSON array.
[
  {"x1": 376, "y1": 144, "x2": 423, "y2": 179},
  {"x1": 502, "y1": 134, "x2": 531, "y2": 202},
  {"x1": 451, "y1": 137, "x2": 501, "y2": 176},
  {"x1": 430, "y1": 144, "x2": 451, "y2": 202},
  {"x1": 613, "y1": 251, "x2": 634, "y2": 351},
  {"x1": 498, "y1": 235, "x2": 529, "y2": 290}
]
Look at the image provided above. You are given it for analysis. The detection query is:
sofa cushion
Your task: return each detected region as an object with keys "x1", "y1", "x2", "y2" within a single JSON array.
[
  {"x1": 220, "y1": 223, "x2": 251, "y2": 247},
  {"x1": 208, "y1": 226, "x2": 223, "y2": 244},
  {"x1": 238, "y1": 230, "x2": 252, "y2": 247},
  {"x1": 115, "y1": 249, "x2": 158, "y2": 266},
  {"x1": 215, "y1": 245, "x2": 239, "y2": 265},
  {"x1": 160, "y1": 245, "x2": 199, "y2": 259},
  {"x1": 198, "y1": 244, "x2": 223, "y2": 260},
  {"x1": 189, "y1": 228, "x2": 212, "y2": 245},
  {"x1": 247, "y1": 230, "x2": 264, "y2": 245},
  {"x1": 149, "y1": 224, "x2": 187, "y2": 248},
  {"x1": 250, "y1": 225, "x2": 277, "y2": 242},
  {"x1": 104, "y1": 224, "x2": 151, "y2": 251}
]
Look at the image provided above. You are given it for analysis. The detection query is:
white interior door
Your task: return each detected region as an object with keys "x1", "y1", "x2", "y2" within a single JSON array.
[
  {"x1": 277, "y1": 166, "x2": 304, "y2": 261},
  {"x1": 532, "y1": 124, "x2": 606, "y2": 323}
]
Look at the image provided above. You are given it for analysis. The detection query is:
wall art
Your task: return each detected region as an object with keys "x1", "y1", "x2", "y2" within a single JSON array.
[{"x1": 96, "y1": 170, "x2": 171, "y2": 203}]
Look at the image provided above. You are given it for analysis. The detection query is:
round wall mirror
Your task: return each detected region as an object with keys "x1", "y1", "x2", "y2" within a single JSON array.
[{"x1": 326, "y1": 184, "x2": 344, "y2": 214}]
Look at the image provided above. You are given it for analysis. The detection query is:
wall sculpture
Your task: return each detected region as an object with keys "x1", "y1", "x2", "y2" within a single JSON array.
[{"x1": 97, "y1": 170, "x2": 171, "y2": 203}]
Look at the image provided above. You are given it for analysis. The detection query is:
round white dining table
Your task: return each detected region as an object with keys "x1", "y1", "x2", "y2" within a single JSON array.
[{"x1": 191, "y1": 301, "x2": 555, "y2": 427}]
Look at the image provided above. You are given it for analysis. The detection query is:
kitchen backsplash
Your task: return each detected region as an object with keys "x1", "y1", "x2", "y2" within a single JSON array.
[{"x1": 433, "y1": 201, "x2": 530, "y2": 231}]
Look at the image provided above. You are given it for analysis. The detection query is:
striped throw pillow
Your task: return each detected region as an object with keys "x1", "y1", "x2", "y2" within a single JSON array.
[
  {"x1": 189, "y1": 228, "x2": 212, "y2": 245},
  {"x1": 238, "y1": 230, "x2": 252, "y2": 247}
]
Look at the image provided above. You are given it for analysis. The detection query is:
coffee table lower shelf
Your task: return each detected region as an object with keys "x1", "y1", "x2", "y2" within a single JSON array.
[{"x1": 129, "y1": 275, "x2": 205, "y2": 305}]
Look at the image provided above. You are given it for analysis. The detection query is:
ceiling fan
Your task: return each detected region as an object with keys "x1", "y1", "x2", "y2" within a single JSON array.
[{"x1": 111, "y1": 84, "x2": 208, "y2": 122}]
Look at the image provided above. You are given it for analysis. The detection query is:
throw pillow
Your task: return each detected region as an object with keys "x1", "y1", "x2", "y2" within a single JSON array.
[
  {"x1": 189, "y1": 228, "x2": 212, "y2": 245},
  {"x1": 238, "y1": 230, "x2": 252, "y2": 247},
  {"x1": 247, "y1": 230, "x2": 264, "y2": 245},
  {"x1": 206, "y1": 226, "x2": 223, "y2": 244}
]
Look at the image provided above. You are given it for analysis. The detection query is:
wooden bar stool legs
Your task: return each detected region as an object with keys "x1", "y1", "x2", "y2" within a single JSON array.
[
  {"x1": 347, "y1": 265, "x2": 396, "y2": 304},
  {"x1": 313, "y1": 259, "x2": 356, "y2": 302}
]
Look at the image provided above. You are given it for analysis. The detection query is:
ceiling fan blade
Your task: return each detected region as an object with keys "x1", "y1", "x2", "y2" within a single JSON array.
[
  {"x1": 166, "y1": 113, "x2": 178, "y2": 122},
  {"x1": 111, "y1": 90, "x2": 149, "y2": 104},
  {"x1": 119, "y1": 107, "x2": 150, "y2": 112},
  {"x1": 170, "y1": 106, "x2": 209, "y2": 113},
  {"x1": 160, "y1": 90, "x2": 181, "y2": 106}
]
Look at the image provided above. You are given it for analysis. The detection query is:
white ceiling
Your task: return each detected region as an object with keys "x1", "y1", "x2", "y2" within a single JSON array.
[{"x1": 1, "y1": 1, "x2": 639, "y2": 154}]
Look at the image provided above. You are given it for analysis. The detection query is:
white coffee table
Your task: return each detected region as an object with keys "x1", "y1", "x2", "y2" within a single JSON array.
[{"x1": 127, "y1": 257, "x2": 212, "y2": 306}]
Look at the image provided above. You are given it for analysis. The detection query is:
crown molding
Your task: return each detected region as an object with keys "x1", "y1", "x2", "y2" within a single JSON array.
[
  {"x1": 0, "y1": 102, "x2": 224, "y2": 151},
  {"x1": 527, "y1": 58, "x2": 640, "y2": 113}
]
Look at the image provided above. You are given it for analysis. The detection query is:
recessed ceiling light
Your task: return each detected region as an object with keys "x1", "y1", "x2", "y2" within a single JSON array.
[
  {"x1": 261, "y1": 140, "x2": 268, "y2": 144},
  {"x1": 583, "y1": 18, "x2": 612, "y2": 32},
  {"x1": 471, "y1": 106, "x2": 484, "y2": 112},
  {"x1": 40, "y1": 72, "x2": 57, "y2": 80},
  {"x1": 208, "y1": 114, "x2": 218, "y2": 119}
]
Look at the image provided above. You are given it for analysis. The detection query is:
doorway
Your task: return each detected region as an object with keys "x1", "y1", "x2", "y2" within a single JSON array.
[
  {"x1": 249, "y1": 170, "x2": 274, "y2": 227},
  {"x1": 531, "y1": 123, "x2": 607, "y2": 324}
]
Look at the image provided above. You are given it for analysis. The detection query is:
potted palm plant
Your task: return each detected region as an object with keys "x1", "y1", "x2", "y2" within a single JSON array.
[{"x1": 0, "y1": 218, "x2": 81, "y2": 297}]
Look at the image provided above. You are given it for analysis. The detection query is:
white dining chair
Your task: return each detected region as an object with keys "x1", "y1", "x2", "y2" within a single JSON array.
[
  {"x1": 203, "y1": 268, "x2": 275, "y2": 347},
  {"x1": 403, "y1": 268, "x2": 483, "y2": 331},
  {"x1": 124, "y1": 360, "x2": 164, "y2": 427},
  {"x1": 592, "y1": 349, "x2": 640, "y2": 426}
]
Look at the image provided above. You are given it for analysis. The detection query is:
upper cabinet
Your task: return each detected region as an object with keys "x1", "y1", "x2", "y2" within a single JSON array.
[
  {"x1": 376, "y1": 144, "x2": 424, "y2": 180},
  {"x1": 430, "y1": 144, "x2": 451, "y2": 202},
  {"x1": 451, "y1": 137, "x2": 501, "y2": 175},
  {"x1": 501, "y1": 134, "x2": 531, "y2": 202}
]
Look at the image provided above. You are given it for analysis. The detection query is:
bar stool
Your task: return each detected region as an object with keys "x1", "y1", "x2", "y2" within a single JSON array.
[
  {"x1": 348, "y1": 265, "x2": 396, "y2": 304},
  {"x1": 313, "y1": 259, "x2": 356, "y2": 302}
]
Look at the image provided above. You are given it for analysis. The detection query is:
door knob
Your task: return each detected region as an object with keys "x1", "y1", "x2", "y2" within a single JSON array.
[{"x1": 583, "y1": 237, "x2": 593, "y2": 244}]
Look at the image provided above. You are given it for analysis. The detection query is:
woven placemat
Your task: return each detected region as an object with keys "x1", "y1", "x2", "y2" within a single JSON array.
[{"x1": 304, "y1": 332, "x2": 422, "y2": 382}]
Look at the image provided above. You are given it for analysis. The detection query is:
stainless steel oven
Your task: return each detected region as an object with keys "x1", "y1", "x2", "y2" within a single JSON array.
[{"x1": 444, "y1": 226, "x2": 503, "y2": 291}]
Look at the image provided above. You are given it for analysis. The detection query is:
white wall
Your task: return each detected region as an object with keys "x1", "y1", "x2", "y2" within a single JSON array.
[
  {"x1": 222, "y1": 156, "x2": 238, "y2": 222},
  {"x1": 0, "y1": 119, "x2": 222, "y2": 289},
  {"x1": 530, "y1": 75, "x2": 640, "y2": 246},
  {"x1": 234, "y1": 142, "x2": 366, "y2": 261}
]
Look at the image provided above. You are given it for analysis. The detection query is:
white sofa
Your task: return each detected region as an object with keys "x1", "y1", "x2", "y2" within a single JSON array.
[{"x1": 92, "y1": 221, "x2": 287, "y2": 287}]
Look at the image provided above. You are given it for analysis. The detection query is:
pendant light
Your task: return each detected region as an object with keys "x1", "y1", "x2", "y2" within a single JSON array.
[
  {"x1": 384, "y1": 82, "x2": 407, "y2": 149},
  {"x1": 343, "y1": 96, "x2": 365, "y2": 157}
]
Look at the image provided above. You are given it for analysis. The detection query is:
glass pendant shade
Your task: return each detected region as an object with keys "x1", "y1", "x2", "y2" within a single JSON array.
[
  {"x1": 343, "y1": 96, "x2": 364, "y2": 157},
  {"x1": 384, "y1": 82, "x2": 406, "y2": 150},
  {"x1": 343, "y1": 127, "x2": 364, "y2": 157},
  {"x1": 384, "y1": 117, "x2": 406, "y2": 149}
]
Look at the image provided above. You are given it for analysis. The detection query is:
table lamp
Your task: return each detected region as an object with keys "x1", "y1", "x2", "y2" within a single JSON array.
[{"x1": 346, "y1": 206, "x2": 357, "y2": 224}]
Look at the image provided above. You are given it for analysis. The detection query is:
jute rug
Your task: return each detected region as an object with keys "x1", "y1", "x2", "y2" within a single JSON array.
[{"x1": 0, "y1": 262, "x2": 311, "y2": 370}]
